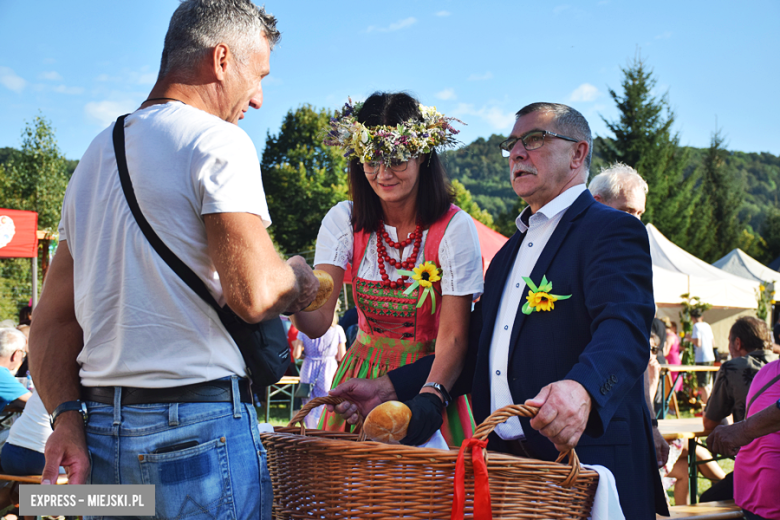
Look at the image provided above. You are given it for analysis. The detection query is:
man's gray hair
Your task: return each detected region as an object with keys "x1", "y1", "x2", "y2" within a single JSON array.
[
  {"x1": 516, "y1": 102, "x2": 593, "y2": 170},
  {"x1": 0, "y1": 328, "x2": 26, "y2": 358},
  {"x1": 159, "y1": 0, "x2": 280, "y2": 79},
  {"x1": 589, "y1": 162, "x2": 648, "y2": 202}
]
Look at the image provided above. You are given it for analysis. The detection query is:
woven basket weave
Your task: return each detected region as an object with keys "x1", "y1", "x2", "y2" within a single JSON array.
[{"x1": 259, "y1": 396, "x2": 599, "y2": 519}]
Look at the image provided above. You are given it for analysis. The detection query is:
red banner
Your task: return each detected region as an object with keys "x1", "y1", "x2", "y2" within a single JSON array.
[{"x1": 0, "y1": 209, "x2": 39, "y2": 258}]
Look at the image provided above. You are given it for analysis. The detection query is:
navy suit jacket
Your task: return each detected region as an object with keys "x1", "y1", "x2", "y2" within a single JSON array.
[{"x1": 389, "y1": 190, "x2": 669, "y2": 518}]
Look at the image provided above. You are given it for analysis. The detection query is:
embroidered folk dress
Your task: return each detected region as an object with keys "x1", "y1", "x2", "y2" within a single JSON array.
[{"x1": 314, "y1": 201, "x2": 484, "y2": 446}]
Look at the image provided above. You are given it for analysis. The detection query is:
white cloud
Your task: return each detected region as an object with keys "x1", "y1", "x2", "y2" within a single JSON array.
[
  {"x1": 655, "y1": 31, "x2": 672, "y2": 40},
  {"x1": 553, "y1": 4, "x2": 570, "y2": 14},
  {"x1": 84, "y1": 99, "x2": 138, "y2": 127},
  {"x1": 436, "y1": 10, "x2": 451, "y2": 17},
  {"x1": 453, "y1": 103, "x2": 515, "y2": 131},
  {"x1": 263, "y1": 75, "x2": 283, "y2": 86},
  {"x1": 96, "y1": 73, "x2": 116, "y2": 82},
  {"x1": 435, "y1": 88, "x2": 456, "y2": 101},
  {"x1": 138, "y1": 73, "x2": 157, "y2": 85},
  {"x1": 468, "y1": 71, "x2": 493, "y2": 81},
  {"x1": 569, "y1": 83, "x2": 600, "y2": 102},
  {"x1": 366, "y1": 17, "x2": 417, "y2": 33},
  {"x1": 0, "y1": 67, "x2": 26, "y2": 93},
  {"x1": 54, "y1": 85, "x2": 85, "y2": 95},
  {"x1": 40, "y1": 71, "x2": 62, "y2": 81}
]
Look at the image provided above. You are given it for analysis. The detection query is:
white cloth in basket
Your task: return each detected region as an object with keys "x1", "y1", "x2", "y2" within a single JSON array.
[
  {"x1": 582, "y1": 464, "x2": 624, "y2": 520},
  {"x1": 418, "y1": 429, "x2": 449, "y2": 450}
]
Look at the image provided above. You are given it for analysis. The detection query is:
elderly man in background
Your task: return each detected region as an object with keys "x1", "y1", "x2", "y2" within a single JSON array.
[
  {"x1": 29, "y1": 1, "x2": 318, "y2": 518},
  {"x1": 334, "y1": 102, "x2": 668, "y2": 519},
  {"x1": 588, "y1": 161, "x2": 648, "y2": 218},
  {"x1": 0, "y1": 328, "x2": 31, "y2": 411}
]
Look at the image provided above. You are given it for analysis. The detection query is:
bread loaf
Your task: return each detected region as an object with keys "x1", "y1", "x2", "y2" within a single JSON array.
[
  {"x1": 363, "y1": 401, "x2": 412, "y2": 444},
  {"x1": 303, "y1": 270, "x2": 334, "y2": 312}
]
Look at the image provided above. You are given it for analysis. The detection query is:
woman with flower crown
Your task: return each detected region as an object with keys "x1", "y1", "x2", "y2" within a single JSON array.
[{"x1": 291, "y1": 92, "x2": 484, "y2": 446}]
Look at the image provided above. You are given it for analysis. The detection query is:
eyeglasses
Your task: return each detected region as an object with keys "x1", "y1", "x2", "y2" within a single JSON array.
[
  {"x1": 499, "y1": 130, "x2": 579, "y2": 157},
  {"x1": 363, "y1": 159, "x2": 408, "y2": 174}
]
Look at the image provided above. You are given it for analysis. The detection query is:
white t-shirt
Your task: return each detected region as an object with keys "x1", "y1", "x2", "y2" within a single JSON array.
[
  {"x1": 314, "y1": 201, "x2": 484, "y2": 298},
  {"x1": 6, "y1": 392, "x2": 51, "y2": 453},
  {"x1": 692, "y1": 321, "x2": 715, "y2": 363},
  {"x1": 59, "y1": 102, "x2": 271, "y2": 387}
]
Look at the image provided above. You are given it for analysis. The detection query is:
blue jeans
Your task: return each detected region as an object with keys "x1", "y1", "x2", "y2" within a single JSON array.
[
  {"x1": 85, "y1": 376, "x2": 272, "y2": 520},
  {"x1": 0, "y1": 442, "x2": 46, "y2": 475}
]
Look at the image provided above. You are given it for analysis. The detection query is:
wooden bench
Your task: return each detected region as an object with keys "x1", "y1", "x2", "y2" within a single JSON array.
[{"x1": 658, "y1": 500, "x2": 744, "y2": 519}]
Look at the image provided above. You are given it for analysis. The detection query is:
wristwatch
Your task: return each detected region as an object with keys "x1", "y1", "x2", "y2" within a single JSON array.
[
  {"x1": 422, "y1": 382, "x2": 452, "y2": 408},
  {"x1": 50, "y1": 400, "x2": 88, "y2": 429}
]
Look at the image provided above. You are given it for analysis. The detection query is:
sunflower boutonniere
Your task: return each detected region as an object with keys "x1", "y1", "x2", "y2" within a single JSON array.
[
  {"x1": 521, "y1": 275, "x2": 571, "y2": 315},
  {"x1": 397, "y1": 261, "x2": 442, "y2": 314}
]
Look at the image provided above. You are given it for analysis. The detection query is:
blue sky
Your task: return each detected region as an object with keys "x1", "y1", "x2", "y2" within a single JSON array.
[{"x1": 1, "y1": 1, "x2": 778, "y2": 160}]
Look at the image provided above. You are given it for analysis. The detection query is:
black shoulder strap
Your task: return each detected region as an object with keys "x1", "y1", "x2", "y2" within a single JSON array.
[
  {"x1": 112, "y1": 114, "x2": 223, "y2": 316},
  {"x1": 746, "y1": 371, "x2": 780, "y2": 415}
]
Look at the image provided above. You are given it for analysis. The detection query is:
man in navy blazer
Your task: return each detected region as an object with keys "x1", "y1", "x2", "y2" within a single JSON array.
[{"x1": 332, "y1": 102, "x2": 668, "y2": 518}]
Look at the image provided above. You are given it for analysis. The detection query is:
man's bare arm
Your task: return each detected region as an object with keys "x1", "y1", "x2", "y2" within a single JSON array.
[
  {"x1": 28, "y1": 242, "x2": 83, "y2": 412},
  {"x1": 204, "y1": 213, "x2": 318, "y2": 323},
  {"x1": 27, "y1": 242, "x2": 90, "y2": 484}
]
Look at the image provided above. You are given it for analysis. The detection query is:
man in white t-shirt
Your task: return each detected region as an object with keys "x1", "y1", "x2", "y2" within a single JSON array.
[
  {"x1": 28, "y1": 2, "x2": 318, "y2": 518},
  {"x1": 691, "y1": 308, "x2": 716, "y2": 404}
]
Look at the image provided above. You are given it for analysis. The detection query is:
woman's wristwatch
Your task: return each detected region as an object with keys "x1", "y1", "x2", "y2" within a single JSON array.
[{"x1": 422, "y1": 382, "x2": 452, "y2": 408}]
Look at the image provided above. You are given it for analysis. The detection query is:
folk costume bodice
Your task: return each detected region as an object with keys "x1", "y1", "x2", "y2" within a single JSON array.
[{"x1": 352, "y1": 205, "x2": 461, "y2": 345}]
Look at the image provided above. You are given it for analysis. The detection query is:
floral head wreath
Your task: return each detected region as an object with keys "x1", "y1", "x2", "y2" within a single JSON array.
[{"x1": 323, "y1": 98, "x2": 465, "y2": 166}]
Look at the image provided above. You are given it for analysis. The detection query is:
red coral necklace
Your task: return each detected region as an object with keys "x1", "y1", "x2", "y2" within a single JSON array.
[{"x1": 377, "y1": 219, "x2": 423, "y2": 289}]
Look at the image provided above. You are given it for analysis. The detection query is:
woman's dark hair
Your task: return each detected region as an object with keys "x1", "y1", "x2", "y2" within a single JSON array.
[{"x1": 349, "y1": 92, "x2": 454, "y2": 232}]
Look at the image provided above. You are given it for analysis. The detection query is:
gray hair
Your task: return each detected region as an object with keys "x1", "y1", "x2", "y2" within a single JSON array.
[
  {"x1": 516, "y1": 102, "x2": 593, "y2": 171},
  {"x1": 0, "y1": 328, "x2": 26, "y2": 358},
  {"x1": 158, "y1": 0, "x2": 280, "y2": 79},
  {"x1": 589, "y1": 162, "x2": 648, "y2": 202}
]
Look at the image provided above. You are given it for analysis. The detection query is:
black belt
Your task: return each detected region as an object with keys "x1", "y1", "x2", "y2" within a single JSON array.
[{"x1": 82, "y1": 379, "x2": 253, "y2": 405}]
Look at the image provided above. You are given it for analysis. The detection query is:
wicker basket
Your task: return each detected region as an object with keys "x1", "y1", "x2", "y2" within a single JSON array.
[{"x1": 259, "y1": 396, "x2": 599, "y2": 519}]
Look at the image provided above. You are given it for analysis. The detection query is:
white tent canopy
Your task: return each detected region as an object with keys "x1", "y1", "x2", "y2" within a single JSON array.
[
  {"x1": 647, "y1": 224, "x2": 758, "y2": 309},
  {"x1": 713, "y1": 248, "x2": 780, "y2": 289}
]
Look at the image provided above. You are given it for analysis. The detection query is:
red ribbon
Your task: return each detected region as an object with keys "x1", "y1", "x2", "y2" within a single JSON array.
[{"x1": 451, "y1": 438, "x2": 492, "y2": 520}]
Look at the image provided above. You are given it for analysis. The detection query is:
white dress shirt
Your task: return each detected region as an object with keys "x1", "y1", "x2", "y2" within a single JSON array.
[{"x1": 489, "y1": 184, "x2": 587, "y2": 439}]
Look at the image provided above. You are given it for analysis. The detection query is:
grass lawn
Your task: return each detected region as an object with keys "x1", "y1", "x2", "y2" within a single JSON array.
[{"x1": 256, "y1": 402, "x2": 302, "y2": 427}]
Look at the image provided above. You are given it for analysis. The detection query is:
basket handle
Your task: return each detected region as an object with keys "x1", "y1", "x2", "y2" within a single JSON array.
[
  {"x1": 287, "y1": 395, "x2": 367, "y2": 441},
  {"x1": 472, "y1": 403, "x2": 583, "y2": 488}
]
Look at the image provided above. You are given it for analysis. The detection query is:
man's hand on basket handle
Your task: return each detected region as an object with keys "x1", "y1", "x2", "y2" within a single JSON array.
[
  {"x1": 328, "y1": 375, "x2": 397, "y2": 425},
  {"x1": 525, "y1": 380, "x2": 591, "y2": 453}
]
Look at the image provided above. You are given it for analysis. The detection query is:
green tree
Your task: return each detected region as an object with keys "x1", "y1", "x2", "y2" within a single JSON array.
[
  {"x1": 442, "y1": 134, "x2": 515, "y2": 219},
  {"x1": 0, "y1": 115, "x2": 70, "y2": 229},
  {"x1": 601, "y1": 56, "x2": 698, "y2": 248},
  {"x1": 694, "y1": 129, "x2": 744, "y2": 261},
  {"x1": 452, "y1": 179, "x2": 494, "y2": 229},
  {"x1": 261, "y1": 105, "x2": 349, "y2": 256},
  {"x1": 494, "y1": 197, "x2": 527, "y2": 238},
  {"x1": 0, "y1": 115, "x2": 71, "y2": 319},
  {"x1": 761, "y1": 209, "x2": 780, "y2": 262}
]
